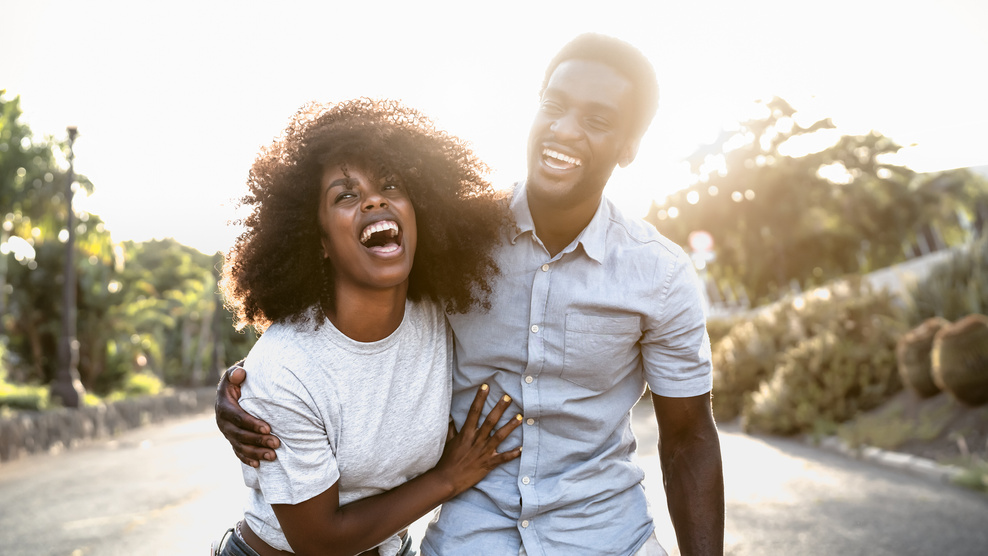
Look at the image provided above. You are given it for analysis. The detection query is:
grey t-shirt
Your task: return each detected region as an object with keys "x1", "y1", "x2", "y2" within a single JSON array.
[{"x1": 239, "y1": 299, "x2": 452, "y2": 555}]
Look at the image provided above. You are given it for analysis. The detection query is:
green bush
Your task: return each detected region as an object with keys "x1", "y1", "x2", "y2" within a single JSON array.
[
  {"x1": 741, "y1": 284, "x2": 905, "y2": 435},
  {"x1": 103, "y1": 371, "x2": 165, "y2": 403},
  {"x1": 904, "y1": 235, "x2": 988, "y2": 325},
  {"x1": 706, "y1": 316, "x2": 740, "y2": 346},
  {"x1": 711, "y1": 278, "x2": 895, "y2": 422},
  {"x1": 932, "y1": 314, "x2": 988, "y2": 406},
  {"x1": 0, "y1": 372, "x2": 49, "y2": 412},
  {"x1": 711, "y1": 316, "x2": 790, "y2": 421},
  {"x1": 896, "y1": 317, "x2": 950, "y2": 397}
]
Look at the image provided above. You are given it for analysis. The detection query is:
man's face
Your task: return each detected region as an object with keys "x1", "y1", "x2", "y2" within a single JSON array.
[{"x1": 526, "y1": 59, "x2": 638, "y2": 209}]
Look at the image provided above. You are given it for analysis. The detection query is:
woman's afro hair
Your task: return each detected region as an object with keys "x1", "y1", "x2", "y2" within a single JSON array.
[{"x1": 221, "y1": 98, "x2": 510, "y2": 333}]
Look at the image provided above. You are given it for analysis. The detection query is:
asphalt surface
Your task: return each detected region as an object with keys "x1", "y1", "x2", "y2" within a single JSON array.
[{"x1": 1, "y1": 401, "x2": 986, "y2": 555}]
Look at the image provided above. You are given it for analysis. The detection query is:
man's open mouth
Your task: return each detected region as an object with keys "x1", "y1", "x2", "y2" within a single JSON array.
[{"x1": 543, "y1": 148, "x2": 582, "y2": 170}]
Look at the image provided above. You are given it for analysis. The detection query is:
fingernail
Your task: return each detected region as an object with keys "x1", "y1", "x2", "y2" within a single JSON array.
[
  {"x1": 264, "y1": 453, "x2": 275, "y2": 461},
  {"x1": 515, "y1": 414, "x2": 523, "y2": 421},
  {"x1": 502, "y1": 395, "x2": 511, "y2": 403},
  {"x1": 481, "y1": 384, "x2": 489, "y2": 391},
  {"x1": 267, "y1": 440, "x2": 278, "y2": 449}
]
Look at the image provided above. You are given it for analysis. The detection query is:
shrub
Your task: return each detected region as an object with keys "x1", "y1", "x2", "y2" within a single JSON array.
[
  {"x1": 706, "y1": 316, "x2": 740, "y2": 346},
  {"x1": 104, "y1": 372, "x2": 166, "y2": 402},
  {"x1": 711, "y1": 316, "x2": 789, "y2": 421},
  {"x1": 896, "y1": 317, "x2": 950, "y2": 397},
  {"x1": 932, "y1": 314, "x2": 988, "y2": 406},
  {"x1": 0, "y1": 374, "x2": 49, "y2": 412},
  {"x1": 904, "y1": 235, "x2": 988, "y2": 325},
  {"x1": 740, "y1": 281, "x2": 906, "y2": 435}
]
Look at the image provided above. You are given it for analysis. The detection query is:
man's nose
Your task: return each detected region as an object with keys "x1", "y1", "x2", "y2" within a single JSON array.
[{"x1": 550, "y1": 113, "x2": 583, "y2": 141}]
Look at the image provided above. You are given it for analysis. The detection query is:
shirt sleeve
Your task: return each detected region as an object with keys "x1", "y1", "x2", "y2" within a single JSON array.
[
  {"x1": 241, "y1": 364, "x2": 341, "y2": 506},
  {"x1": 641, "y1": 248, "x2": 713, "y2": 397}
]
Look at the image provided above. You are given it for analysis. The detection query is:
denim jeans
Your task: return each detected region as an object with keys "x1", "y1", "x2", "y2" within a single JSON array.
[
  {"x1": 518, "y1": 530, "x2": 666, "y2": 556},
  {"x1": 213, "y1": 526, "x2": 261, "y2": 556},
  {"x1": 211, "y1": 523, "x2": 416, "y2": 556}
]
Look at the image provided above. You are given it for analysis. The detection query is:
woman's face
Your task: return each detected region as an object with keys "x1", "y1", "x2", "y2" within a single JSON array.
[{"x1": 318, "y1": 164, "x2": 417, "y2": 293}]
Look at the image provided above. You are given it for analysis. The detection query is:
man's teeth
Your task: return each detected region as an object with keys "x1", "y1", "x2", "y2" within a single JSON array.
[
  {"x1": 360, "y1": 220, "x2": 399, "y2": 245},
  {"x1": 543, "y1": 148, "x2": 582, "y2": 167}
]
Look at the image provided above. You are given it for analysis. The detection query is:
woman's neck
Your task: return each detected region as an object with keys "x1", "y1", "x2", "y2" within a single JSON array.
[{"x1": 324, "y1": 283, "x2": 409, "y2": 343}]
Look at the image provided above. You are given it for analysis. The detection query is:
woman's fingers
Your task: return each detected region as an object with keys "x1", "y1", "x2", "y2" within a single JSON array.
[
  {"x1": 485, "y1": 413, "x2": 523, "y2": 455},
  {"x1": 477, "y1": 393, "x2": 512, "y2": 438},
  {"x1": 463, "y1": 384, "x2": 490, "y2": 431}
]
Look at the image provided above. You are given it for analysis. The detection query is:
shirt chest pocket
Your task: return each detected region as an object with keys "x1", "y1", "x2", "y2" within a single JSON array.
[{"x1": 561, "y1": 314, "x2": 642, "y2": 391}]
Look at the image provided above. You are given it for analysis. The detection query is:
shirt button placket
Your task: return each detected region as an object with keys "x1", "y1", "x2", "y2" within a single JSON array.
[{"x1": 519, "y1": 256, "x2": 550, "y2": 546}]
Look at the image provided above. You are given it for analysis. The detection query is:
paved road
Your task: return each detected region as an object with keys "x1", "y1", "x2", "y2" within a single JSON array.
[{"x1": 1, "y1": 402, "x2": 987, "y2": 555}]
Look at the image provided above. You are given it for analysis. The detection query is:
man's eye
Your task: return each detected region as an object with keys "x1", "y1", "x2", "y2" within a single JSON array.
[
  {"x1": 540, "y1": 101, "x2": 563, "y2": 115},
  {"x1": 587, "y1": 118, "x2": 611, "y2": 131}
]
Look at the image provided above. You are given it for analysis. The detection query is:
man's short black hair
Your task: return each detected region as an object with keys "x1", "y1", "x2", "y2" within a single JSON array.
[{"x1": 540, "y1": 33, "x2": 659, "y2": 140}]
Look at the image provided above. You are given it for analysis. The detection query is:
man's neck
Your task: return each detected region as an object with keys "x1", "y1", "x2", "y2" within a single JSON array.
[
  {"x1": 324, "y1": 284, "x2": 408, "y2": 342},
  {"x1": 527, "y1": 191, "x2": 602, "y2": 257}
]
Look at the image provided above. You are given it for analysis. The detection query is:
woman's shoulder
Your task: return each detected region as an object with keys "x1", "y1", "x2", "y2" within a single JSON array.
[
  {"x1": 245, "y1": 316, "x2": 329, "y2": 379},
  {"x1": 406, "y1": 298, "x2": 449, "y2": 331}
]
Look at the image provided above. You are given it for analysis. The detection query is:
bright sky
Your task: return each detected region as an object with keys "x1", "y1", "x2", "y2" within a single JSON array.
[{"x1": 4, "y1": 0, "x2": 987, "y2": 255}]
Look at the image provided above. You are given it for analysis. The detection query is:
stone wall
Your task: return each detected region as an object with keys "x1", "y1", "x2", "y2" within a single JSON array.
[{"x1": 0, "y1": 388, "x2": 216, "y2": 464}]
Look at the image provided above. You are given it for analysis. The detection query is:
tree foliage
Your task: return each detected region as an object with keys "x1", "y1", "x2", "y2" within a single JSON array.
[
  {"x1": 646, "y1": 97, "x2": 987, "y2": 305},
  {"x1": 1, "y1": 91, "x2": 255, "y2": 399}
]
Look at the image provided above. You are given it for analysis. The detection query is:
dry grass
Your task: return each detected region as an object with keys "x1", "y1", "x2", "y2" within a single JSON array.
[{"x1": 837, "y1": 389, "x2": 988, "y2": 492}]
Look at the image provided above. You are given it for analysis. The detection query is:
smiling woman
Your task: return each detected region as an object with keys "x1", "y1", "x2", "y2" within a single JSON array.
[
  {"x1": 212, "y1": 98, "x2": 523, "y2": 556},
  {"x1": 220, "y1": 98, "x2": 510, "y2": 334}
]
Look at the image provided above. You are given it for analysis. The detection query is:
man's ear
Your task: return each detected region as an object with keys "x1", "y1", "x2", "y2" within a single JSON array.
[{"x1": 617, "y1": 137, "x2": 641, "y2": 168}]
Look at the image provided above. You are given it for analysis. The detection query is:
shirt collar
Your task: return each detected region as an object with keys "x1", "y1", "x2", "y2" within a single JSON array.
[{"x1": 508, "y1": 181, "x2": 609, "y2": 264}]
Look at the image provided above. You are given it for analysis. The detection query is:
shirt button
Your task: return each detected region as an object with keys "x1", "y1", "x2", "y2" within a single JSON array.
[
  {"x1": 521, "y1": 520, "x2": 530, "y2": 528},
  {"x1": 522, "y1": 476, "x2": 531, "y2": 485},
  {"x1": 526, "y1": 418, "x2": 535, "y2": 425},
  {"x1": 541, "y1": 264, "x2": 549, "y2": 272},
  {"x1": 530, "y1": 324, "x2": 539, "y2": 333},
  {"x1": 525, "y1": 375, "x2": 534, "y2": 384}
]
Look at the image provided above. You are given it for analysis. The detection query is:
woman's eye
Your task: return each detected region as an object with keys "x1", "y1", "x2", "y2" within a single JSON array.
[{"x1": 334, "y1": 191, "x2": 357, "y2": 203}]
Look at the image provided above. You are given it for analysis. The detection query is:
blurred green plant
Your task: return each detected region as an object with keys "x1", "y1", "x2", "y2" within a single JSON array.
[
  {"x1": 710, "y1": 278, "x2": 906, "y2": 433},
  {"x1": 741, "y1": 281, "x2": 905, "y2": 435},
  {"x1": 895, "y1": 317, "x2": 950, "y2": 398},
  {"x1": 931, "y1": 314, "x2": 988, "y2": 407},
  {"x1": 648, "y1": 96, "x2": 988, "y2": 306},
  {"x1": 1, "y1": 91, "x2": 257, "y2": 402},
  {"x1": 903, "y1": 234, "x2": 988, "y2": 325}
]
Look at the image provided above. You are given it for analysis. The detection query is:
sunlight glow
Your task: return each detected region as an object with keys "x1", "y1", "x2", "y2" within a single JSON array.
[
  {"x1": 818, "y1": 162, "x2": 854, "y2": 185},
  {"x1": 3, "y1": 1, "x2": 985, "y2": 254}
]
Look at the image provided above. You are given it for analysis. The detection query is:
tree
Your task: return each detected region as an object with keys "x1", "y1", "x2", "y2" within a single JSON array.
[
  {"x1": 2, "y1": 92, "x2": 256, "y2": 398},
  {"x1": 646, "y1": 97, "x2": 982, "y2": 305},
  {"x1": 1, "y1": 91, "x2": 111, "y2": 392}
]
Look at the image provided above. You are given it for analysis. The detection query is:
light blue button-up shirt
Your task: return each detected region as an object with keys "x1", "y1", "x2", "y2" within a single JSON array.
[{"x1": 421, "y1": 182, "x2": 712, "y2": 556}]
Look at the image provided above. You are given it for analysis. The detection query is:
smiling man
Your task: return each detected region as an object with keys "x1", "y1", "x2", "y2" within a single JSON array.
[
  {"x1": 418, "y1": 33, "x2": 725, "y2": 556},
  {"x1": 216, "y1": 33, "x2": 724, "y2": 556}
]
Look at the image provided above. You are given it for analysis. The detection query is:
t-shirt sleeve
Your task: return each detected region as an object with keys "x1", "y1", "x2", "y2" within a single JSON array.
[
  {"x1": 641, "y1": 249, "x2": 713, "y2": 397},
  {"x1": 241, "y1": 362, "x2": 341, "y2": 506}
]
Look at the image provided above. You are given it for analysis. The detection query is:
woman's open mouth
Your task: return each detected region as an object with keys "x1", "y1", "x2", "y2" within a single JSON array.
[{"x1": 360, "y1": 220, "x2": 403, "y2": 255}]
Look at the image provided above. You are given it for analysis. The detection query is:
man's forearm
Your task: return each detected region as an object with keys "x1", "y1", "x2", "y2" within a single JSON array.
[{"x1": 661, "y1": 434, "x2": 725, "y2": 555}]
